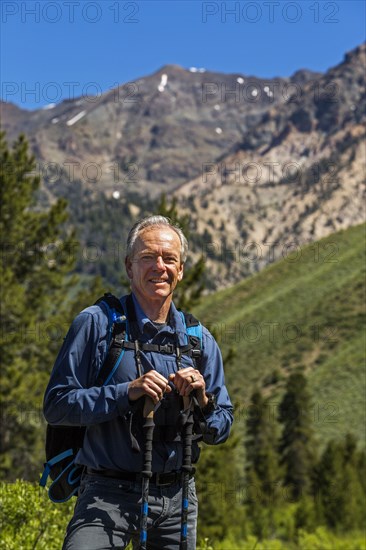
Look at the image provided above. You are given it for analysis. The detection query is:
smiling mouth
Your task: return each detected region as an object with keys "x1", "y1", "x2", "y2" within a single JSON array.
[{"x1": 149, "y1": 279, "x2": 168, "y2": 283}]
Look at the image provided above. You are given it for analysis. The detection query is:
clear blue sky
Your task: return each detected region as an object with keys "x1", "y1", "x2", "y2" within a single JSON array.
[{"x1": 1, "y1": 0, "x2": 365, "y2": 110}]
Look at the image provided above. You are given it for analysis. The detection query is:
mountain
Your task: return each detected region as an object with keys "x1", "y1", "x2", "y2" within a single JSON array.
[
  {"x1": 0, "y1": 64, "x2": 319, "y2": 198},
  {"x1": 176, "y1": 43, "x2": 366, "y2": 288},
  {"x1": 1, "y1": 44, "x2": 365, "y2": 290},
  {"x1": 193, "y1": 223, "x2": 366, "y2": 447}
]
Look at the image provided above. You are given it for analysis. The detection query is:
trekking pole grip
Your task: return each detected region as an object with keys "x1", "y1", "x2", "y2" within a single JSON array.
[{"x1": 142, "y1": 396, "x2": 155, "y2": 478}]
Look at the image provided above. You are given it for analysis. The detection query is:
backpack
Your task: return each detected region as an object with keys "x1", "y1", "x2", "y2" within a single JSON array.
[{"x1": 39, "y1": 293, "x2": 202, "y2": 502}]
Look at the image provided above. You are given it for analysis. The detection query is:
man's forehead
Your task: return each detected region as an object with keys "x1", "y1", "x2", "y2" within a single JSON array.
[
  {"x1": 137, "y1": 226, "x2": 180, "y2": 247},
  {"x1": 134, "y1": 227, "x2": 181, "y2": 252}
]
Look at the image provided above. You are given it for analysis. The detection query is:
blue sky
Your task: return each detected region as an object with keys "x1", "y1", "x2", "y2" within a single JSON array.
[{"x1": 1, "y1": 0, "x2": 365, "y2": 110}]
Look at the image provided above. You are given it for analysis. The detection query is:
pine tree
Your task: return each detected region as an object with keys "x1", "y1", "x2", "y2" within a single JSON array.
[
  {"x1": 244, "y1": 390, "x2": 282, "y2": 537},
  {"x1": 314, "y1": 434, "x2": 366, "y2": 531},
  {"x1": 278, "y1": 372, "x2": 316, "y2": 501},
  {"x1": 196, "y1": 433, "x2": 246, "y2": 542},
  {"x1": 245, "y1": 467, "x2": 271, "y2": 539},
  {"x1": 355, "y1": 445, "x2": 366, "y2": 496},
  {"x1": 0, "y1": 132, "x2": 78, "y2": 480}
]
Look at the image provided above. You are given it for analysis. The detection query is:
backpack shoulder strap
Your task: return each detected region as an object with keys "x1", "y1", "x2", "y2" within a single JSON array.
[
  {"x1": 183, "y1": 312, "x2": 202, "y2": 342},
  {"x1": 179, "y1": 310, "x2": 203, "y2": 370},
  {"x1": 94, "y1": 293, "x2": 127, "y2": 386},
  {"x1": 95, "y1": 292, "x2": 126, "y2": 324}
]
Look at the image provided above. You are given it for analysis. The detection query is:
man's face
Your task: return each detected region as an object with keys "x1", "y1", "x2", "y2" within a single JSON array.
[{"x1": 125, "y1": 226, "x2": 184, "y2": 306}]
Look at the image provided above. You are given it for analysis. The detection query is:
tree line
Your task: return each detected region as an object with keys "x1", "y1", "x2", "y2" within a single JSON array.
[
  {"x1": 1, "y1": 132, "x2": 364, "y2": 546},
  {"x1": 243, "y1": 373, "x2": 365, "y2": 539}
]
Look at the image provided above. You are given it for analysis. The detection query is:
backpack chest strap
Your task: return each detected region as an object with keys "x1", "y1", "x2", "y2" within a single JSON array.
[{"x1": 121, "y1": 340, "x2": 193, "y2": 356}]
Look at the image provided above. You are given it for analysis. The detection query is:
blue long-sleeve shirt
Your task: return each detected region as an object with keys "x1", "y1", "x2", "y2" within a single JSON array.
[{"x1": 43, "y1": 294, "x2": 233, "y2": 473}]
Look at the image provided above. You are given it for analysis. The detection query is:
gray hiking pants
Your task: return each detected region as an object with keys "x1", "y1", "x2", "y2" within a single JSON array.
[{"x1": 62, "y1": 473, "x2": 198, "y2": 550}]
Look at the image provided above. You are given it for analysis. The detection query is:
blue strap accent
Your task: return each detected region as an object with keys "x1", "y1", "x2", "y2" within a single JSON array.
[
  {"x1": 186, "y1": 324, "x2": 202, "y2": 343},
  {"x1": 179, "y1": 311, "x2": 202, "y2": 346},
  {"x1": 39, "y1": 468, "x2": 50, "y2": 488},
  {"x1": 68, "y1": 465, "x2": 82, "y2": 486},
  {"x1": 103, "y1": 349, "x2": 125, "y2": 386},
  {"x1": 39, "y1": 448, "x2": 74, "y2": 487},
  {"x1": 98, "y1": 298, "x2": 128, "y2": 386},
  {"x1": 100, "y1": 299, "x2": 125, "y2": 348},
  {"x1": 48, "y1": 459, "x2": 81, "y2": 503},
  {"x1": 179, "y1": 311, "x2": 188, "y2": 344}
]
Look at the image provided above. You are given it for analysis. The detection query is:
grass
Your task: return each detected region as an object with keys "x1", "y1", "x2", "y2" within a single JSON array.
[{"x1": 193, "y1": 223, "x2": 366, "y2": 447}]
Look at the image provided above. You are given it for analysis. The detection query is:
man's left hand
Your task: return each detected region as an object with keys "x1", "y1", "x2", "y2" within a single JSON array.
[{"x1": 168, "y1": 368, "x2": 208, "y2": 409}]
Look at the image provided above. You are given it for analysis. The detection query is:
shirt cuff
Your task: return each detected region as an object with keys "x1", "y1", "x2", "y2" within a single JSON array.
[{"x1": 115, "y1": 382, "x2": 133, "y2": 415}]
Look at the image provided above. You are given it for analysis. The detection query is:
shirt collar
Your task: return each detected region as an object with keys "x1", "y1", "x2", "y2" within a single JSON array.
[{"x1": 126, "y1": 293, "x2": 188, "y2": 345}]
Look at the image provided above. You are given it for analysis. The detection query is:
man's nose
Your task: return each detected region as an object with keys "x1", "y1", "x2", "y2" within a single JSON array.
[{"x1": 154, "y1": 256, "x2": 165, "y2": 270}]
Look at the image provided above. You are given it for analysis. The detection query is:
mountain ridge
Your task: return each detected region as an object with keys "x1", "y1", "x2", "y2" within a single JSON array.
[
  {"x1": 175, "y1": 43, "x2": 365, "y2": 288},
  {"x1": 1, "y1": 43, "x2": 365, "y2": 291}
]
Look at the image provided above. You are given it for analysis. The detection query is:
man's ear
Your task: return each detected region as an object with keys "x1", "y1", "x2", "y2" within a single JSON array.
[
  {"x1": 125, "y1": 256, "x2": 133, "y2": 279},
  {"x1": 178, "y1": 263, "x2": 184, "y2": 281}
]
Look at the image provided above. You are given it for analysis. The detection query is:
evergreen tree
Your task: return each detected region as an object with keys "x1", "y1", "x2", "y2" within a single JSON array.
[
  {"x1": 0, "y1": 132, "x2": 78, "y2": 480},
  {"x1": 355, "y1": 445, "x2": 366, "y2": 496},
  {"x1": 278, "y1": 373, "x2": 316, "y2": 501},
  {"x1": 244, "y1": 390, "x2": 282, "y2": 537},
  {"x1": 196, "y1": 433, "x2": 246, "y2": 542},
  {"x1": 245, "y1": 467, "x2": 271, "y2": 539},
  {"x1": 294, "y1": 494, "x2": 317, "y2": 533},
  {"x1": 314, "y1": 434, "x2": 365, "y2": 531}
]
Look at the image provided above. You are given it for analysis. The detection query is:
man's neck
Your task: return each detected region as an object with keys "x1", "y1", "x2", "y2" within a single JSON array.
[{"x1": 132, "y1": 293, "x2": 172, "y2": 323}]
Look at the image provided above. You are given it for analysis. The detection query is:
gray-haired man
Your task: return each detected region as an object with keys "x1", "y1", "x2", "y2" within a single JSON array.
[{"x1": 44, "y1": 215, "x2": 233, "y2": 549}]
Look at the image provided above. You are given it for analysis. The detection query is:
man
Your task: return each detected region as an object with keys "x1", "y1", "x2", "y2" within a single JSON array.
[{"x1": 44, "y1": 215, "x2": 233, "y2": 550}]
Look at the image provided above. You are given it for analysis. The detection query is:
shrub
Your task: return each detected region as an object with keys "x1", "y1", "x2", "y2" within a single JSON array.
[{"x1": 0, "y1": 480, "x2": 73, "y2": 550}]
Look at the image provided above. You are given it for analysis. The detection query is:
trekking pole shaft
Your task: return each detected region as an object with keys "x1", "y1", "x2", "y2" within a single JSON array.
[
  {"x1": 180, "y1": 396, "x2": 194, "y2": 550},
  {"x1": 139, "y1": 397, "x2": 155, "y2": 550}
]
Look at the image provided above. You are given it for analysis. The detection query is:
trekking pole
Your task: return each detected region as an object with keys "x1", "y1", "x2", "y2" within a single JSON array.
[
  {"x1": 180, "y1": 395, "x2": 195, "y2": 550},
  {"x1": 139, "y1": 396, "x2": 155, "y2": 550}
]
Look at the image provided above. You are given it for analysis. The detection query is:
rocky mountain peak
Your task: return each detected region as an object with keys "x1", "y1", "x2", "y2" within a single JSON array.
[{"x1": 1, "y1": 45, "x2": 365, "y2": 290}]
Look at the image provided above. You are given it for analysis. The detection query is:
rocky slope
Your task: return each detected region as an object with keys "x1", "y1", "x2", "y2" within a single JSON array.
[
  {"x1": 1, "y1": 44, "x2": 365, "y2": 290},
  {"x1": 1, "y1": 64, "x2": 318, "y2": 198},
  {"x1": 175, "y1": 44, "x2": 366, "y2": 288}
]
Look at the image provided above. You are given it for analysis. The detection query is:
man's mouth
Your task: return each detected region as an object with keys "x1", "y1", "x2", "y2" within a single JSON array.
[{"x1": 149, "y1": 279, "x2": 168, "y2": 283}]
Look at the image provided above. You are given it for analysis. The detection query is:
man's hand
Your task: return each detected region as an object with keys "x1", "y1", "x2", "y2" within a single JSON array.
[
  {"x1": 128, "y1": 371, "x2": 172, "y2": 404},
  {"x1": 169, "y1": 368, "x2": 208, "y2": 409}
]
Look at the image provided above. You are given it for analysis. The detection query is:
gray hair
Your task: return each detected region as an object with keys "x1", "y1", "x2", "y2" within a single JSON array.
[{"x1": 126, "y1": 215, "x2": 188, "y2": 263}]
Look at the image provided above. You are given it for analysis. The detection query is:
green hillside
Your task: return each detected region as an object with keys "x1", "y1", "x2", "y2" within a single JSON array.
[{"x1": 194, "y1": 223, "x2": 366, "y2": 446}]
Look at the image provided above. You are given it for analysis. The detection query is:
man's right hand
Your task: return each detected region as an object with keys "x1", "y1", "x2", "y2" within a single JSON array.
[{"x1": 128, "y1": 371, "x2": 172, "y2": 404}]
